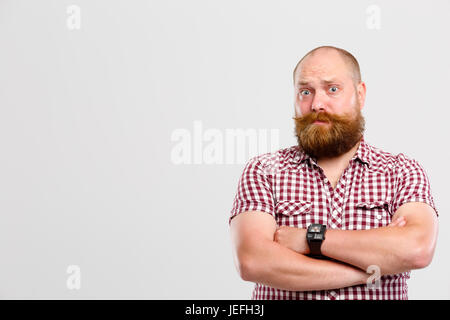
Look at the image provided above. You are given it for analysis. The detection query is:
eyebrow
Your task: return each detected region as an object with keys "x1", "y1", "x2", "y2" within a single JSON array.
[{"x1": 296, "y1": 78, "x2": 341, "y2": 87}]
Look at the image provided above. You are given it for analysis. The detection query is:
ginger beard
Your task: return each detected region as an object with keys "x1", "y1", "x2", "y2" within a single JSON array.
[{"x1": 294, "y1": 103, "x2": 365, "y2": 159}]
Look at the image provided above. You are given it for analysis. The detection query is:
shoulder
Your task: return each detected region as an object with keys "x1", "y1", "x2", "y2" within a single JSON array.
[
  {"x1": 245, "y1": 145, "x2": 300, "y2": 173},
  {"x1": 367, "y1": 143, "x2": 427, "y2": 175}
]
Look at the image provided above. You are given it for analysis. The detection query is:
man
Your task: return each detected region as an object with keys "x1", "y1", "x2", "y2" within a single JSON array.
[{"x1": 228, "y1": 46, "x2": 439, "y2": 300}]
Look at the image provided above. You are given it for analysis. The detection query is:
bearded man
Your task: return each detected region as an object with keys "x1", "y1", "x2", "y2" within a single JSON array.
[{"x1": 229, "y1": 46, "x2": 439, "y2": 300}]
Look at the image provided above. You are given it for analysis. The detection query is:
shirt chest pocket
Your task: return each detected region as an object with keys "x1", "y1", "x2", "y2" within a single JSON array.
[
  {"x1": 275, "y1": 200, "x2": 316, "y2": 228},
  {"x1": 351, "y1": 200, "x2": 392, "y2": 230}
]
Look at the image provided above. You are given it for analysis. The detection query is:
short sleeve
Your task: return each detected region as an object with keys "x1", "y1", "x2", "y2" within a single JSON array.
[
  {"x1": 229, "y1": 156, "x2": 276, "y2": 225},
  {"x1": 391, "y1": 155, "x2": 438, "y2": 217}
]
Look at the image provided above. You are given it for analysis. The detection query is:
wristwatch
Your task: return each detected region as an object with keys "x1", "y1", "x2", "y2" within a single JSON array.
[{"x1": 306, "y1": 224, "x2": 327, "y2": 257}]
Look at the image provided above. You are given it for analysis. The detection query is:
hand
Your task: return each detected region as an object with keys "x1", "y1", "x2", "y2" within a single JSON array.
[
  {"x1": 274, "y1": 226, "x2": 310, "y2": 255},
  {"x1": 388, "y1": 215, "x2": 407, "y2": 227}
]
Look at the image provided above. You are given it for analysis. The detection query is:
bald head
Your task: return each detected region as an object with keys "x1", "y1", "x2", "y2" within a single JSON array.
[{"x1": 293, "y1": 46, "x2": 361, "y2": 85}]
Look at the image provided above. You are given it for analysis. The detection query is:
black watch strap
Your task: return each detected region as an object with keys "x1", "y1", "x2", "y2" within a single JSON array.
[
  {"x1": 309, "y1": 239, "x2": 323, "y2": 256},
  {"x1": 307, "y1": 224, "x2": 326, "y2": 257}
]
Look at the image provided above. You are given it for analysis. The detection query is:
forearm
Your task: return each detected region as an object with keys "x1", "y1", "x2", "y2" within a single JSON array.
[
  {"x1": 239, "y1": 238, "x2": 369, "y2": 292},
  {"x1": 321, "y1": 225, "x2": 422, "y2": 275}
]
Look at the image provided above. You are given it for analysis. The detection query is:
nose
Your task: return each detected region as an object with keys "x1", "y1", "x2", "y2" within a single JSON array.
[
  {"x1": 311, "y1": 91, "x2": 326, "y2": 112},
  {"x1": 312, "y1": 101, "x2": 325, "y2": 112}
]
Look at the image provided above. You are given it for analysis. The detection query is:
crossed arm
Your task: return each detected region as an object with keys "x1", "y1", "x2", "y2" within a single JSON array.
[
  {"x1": 230, "y1": 211, "x2": 370, "y2": 291},
  {"x1": 230, "y1": 202, "x2": 438, "y2": 291},
  {"x1": 319, "y1": 202, "x2": 438, "y2": 275}
]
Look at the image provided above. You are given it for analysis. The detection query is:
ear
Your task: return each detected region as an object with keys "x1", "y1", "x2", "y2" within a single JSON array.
[{"x1": 357, "y1": 81, "x2": 367, "y2": 110}]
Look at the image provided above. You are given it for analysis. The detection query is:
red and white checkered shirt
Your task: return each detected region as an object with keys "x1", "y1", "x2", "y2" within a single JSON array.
[{"x1": 229, "y1": 136, "x2": 438, "y2": 300}]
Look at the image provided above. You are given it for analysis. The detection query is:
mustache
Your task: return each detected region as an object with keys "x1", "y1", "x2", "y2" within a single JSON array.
[{"x1": 293, "y1": 111, "x2": 348, "y2": 125}]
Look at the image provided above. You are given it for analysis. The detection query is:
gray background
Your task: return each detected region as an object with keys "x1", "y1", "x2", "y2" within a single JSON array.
[{"x1": 0, "y1": 0, "x2": 448, "y2": 299}]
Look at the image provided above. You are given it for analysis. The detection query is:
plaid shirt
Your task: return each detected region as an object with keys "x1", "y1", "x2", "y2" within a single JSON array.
[{"x1": 229, "y1": 136, "x2": 438, "y2": 300}]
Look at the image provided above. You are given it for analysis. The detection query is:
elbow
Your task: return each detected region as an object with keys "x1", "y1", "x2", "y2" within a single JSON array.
[
  {"x1": 236, "y1": 256, "x2": 257, "y2": 282},
  {"x1": 409, "y1": 244, "x2": 434, "y2": 270}
]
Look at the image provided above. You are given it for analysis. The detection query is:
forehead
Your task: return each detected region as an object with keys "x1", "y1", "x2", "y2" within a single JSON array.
[{"x1": 295, "y1": 50, "x2": 353, "y2": 86}]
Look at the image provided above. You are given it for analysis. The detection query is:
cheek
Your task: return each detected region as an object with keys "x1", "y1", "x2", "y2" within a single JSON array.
[
  {"x1": 349, "y1": 93, "x2": 356, "y2": 106},
  {"x1": 294, "y1": 96, "x2": 304, "y2": 116},
  {"x1": 341, "y1": 92, "x2": 357, "y2": 108},
  {"x1": 294, "y1": 104, "x2": 302, "y2": 118},
  {"x1": 295, "y1": 103, "x2": 310, "y2": 118},
  {"x1": 296, "y1": 96, "x2": 311, "y2": 112},
  {"x1": 330, "y1": 97, "x2": 351, "y2": 113}
]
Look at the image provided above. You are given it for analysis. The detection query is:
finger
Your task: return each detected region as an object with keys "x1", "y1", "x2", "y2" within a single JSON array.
[
  {"x1": 396, "y1": 217, "x2": 406, "y2": 225},
  {"x1": 389, "y1": 216, "x2": 406, "y2": 227},
  {"x1": 397, "y1": 219, "x2": 406, "y2": 227},
  {"x1": 389, "y1": 216, "x2": 404, "y2": 227},
  {"x1": 388, "y1": 219, "x2": 400, "y2": 227}
]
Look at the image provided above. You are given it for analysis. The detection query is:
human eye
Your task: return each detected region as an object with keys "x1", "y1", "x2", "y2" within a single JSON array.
[
  {"x1": 329, "y1": 86, "x2": 339, "y2": 93},
  {"x1": 300, "y1": 89, "x2": 311, "y2": 96}
]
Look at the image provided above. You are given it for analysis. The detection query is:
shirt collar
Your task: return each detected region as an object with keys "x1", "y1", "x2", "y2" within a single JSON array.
[
  {"x1": 292, "y1": 136, "x2": 371, "y2": 168},
  {"x1": 351, "y1": 136, "x2": 371, "y2": 168}
]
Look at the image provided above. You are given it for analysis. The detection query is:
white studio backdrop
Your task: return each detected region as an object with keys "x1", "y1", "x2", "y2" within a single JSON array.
[{"x1": 0, "y1": 0, "x2": 449, "y2": 299}]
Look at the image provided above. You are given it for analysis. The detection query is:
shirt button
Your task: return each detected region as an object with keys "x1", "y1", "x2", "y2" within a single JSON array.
[
  {"x1": 376, "y1": 214, "x2": 382, "y2": 220},
  {"x1": 324, "y1": 178, "x2": 328, "y2": 183}
]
